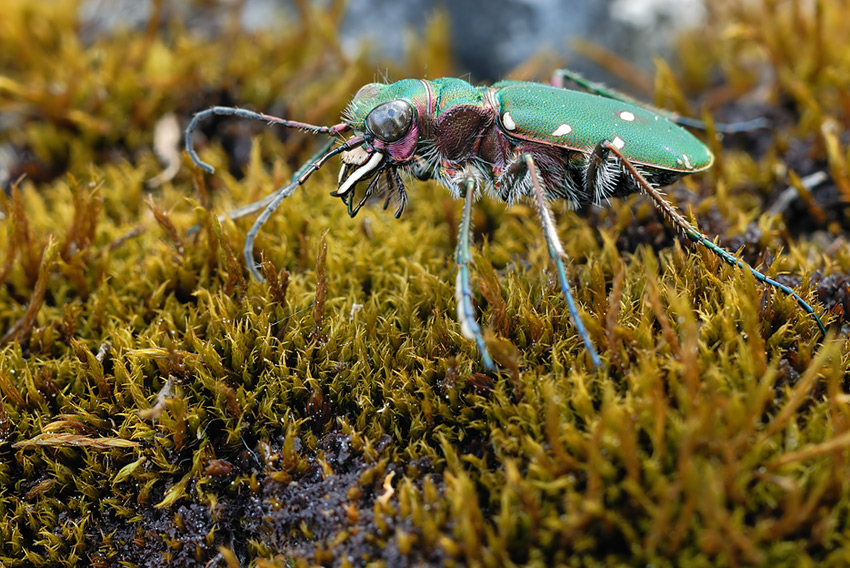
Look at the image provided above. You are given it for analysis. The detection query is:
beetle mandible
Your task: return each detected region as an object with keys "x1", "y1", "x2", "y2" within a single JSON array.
[{"x1": 185, "y1": 69, "x2": 826, "y2": 372}]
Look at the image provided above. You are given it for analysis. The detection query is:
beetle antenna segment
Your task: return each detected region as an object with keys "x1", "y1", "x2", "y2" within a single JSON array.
[
  {"x1": 525, "y1": 154, "x2": 603, "y2": 369},
  {"x1": 600, "y1": 140, "x2": 828, "y2": 336},
  {"x1": 455, "y1": 176, "x2": 497, "y2": 373}
]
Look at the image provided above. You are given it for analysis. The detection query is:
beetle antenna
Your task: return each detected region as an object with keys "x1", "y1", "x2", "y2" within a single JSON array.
[
  {"x1": 601, "y1": 140, "x2": 827, "y2": 336},
  {"x1": 188, "y1": 128, "x2": 363, "y2": 283},
  {"x1": 185, "y1": 105, "x2": 363, "y2": 281},
  {"x1": 187, "y1": 137, "x2": 339, "y2": 237},
  {"x1": 185, "y1": 106, "x2": 350, "y2": 174}
]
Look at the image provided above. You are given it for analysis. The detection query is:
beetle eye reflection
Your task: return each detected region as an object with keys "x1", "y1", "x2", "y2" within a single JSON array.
[{"x1": 365, "y1": 100, "x2": 414, "y2": 142}]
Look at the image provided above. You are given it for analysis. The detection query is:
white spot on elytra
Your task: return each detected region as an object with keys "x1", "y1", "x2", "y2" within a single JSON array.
[
  {"x1": 683, "y1": 154, "x2": 693, "y2": 169},
  {"x1": 619, "y1": 111, "x2": 635, "y2": 122},
  {"x1": 503, "y1": 112, "x2": 516, "y2": 131},
  {"x1": 551, "y1": 123, "x2": 572, "y2": 136},
  {"x1": 612, "y1": 136, "x2": 625, "y2": 149}
]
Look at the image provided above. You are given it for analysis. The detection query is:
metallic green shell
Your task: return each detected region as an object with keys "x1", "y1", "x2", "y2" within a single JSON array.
[
  {"x1": 491, "y1": 81, "x2": 714, "y2": 173},
  {"x1": 429, "y1": 77, "x2": 485, "y2": 116}
]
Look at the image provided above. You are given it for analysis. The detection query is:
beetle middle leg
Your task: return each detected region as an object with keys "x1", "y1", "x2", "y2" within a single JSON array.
[{"x1": 523, "y1": 153, "x2": 603, "y2": 369}]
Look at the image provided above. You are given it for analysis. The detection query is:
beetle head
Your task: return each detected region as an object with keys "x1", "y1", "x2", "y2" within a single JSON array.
[{"x1": 336, "y1": 81, "x2": 425, "y2": 208}]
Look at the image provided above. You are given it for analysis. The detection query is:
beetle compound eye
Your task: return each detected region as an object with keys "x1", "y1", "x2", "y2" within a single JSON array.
[{"x1": 365, "y1": 100, "x2": 414, "y2": 142}]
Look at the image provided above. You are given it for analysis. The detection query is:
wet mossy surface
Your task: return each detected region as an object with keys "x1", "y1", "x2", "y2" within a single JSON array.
[{"x1": 2, "y1": 1, "x2": 850, "y2": 566}]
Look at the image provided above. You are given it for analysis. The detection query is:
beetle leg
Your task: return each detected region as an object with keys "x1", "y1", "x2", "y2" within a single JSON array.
[
  {"x1": 524, "y1": 153, "x2": 603, "y2": 369},
  {"x1": 665, "y1": 114, "x2": 770, "y2": 134},
  {"x1": 187, "y1": 138, "x2": 338, "y2": 237},
  {"x1": 455, "y1": 175, "x2": 497, "y2": 372},
  {"x1": 551, "y1": 68, "x2": 617, "y2": 93},
  {"x1": 238, "y1": 136, "x2": 365, "y2": 281},
  {"x1": 409, "y1": 155, "x2": 434, "y2": 181},
  {"x1": 599, "y1": 140, "x2": 827, "y2": 336},
  {"x1": 583, "y1": 140, "x2": 619, "y2": 205},
  {"x1": 551, "y1": 69, "x2": 768, "y2": 134}
]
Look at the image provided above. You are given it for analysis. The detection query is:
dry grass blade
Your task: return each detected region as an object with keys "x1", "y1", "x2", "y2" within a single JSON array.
[{"x1": 12, "y1": 433, "x2": 139, "y2": 449}]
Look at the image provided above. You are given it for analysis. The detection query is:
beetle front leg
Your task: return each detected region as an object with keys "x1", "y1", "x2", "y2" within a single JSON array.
[
  {"x1": 455, "y1": 174, "x2": 497, "y2": 373},
  {"x1": 523, "y1": 153, "x2": 603, "y2": 370},
  {"x1": 185, "y1": 105, "x2": 358, "y2": 281}
]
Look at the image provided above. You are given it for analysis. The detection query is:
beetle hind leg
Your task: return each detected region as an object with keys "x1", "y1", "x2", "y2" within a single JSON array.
[
  {"x1": 598, "y1": 140, "x2": 827, "y2": 336},
  {"x1": 523, "y1": 153, "x2": 603, "y2": 369}
]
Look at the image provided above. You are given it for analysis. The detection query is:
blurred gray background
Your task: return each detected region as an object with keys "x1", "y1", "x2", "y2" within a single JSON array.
[{"x1": 79, "y1": 0, "x2": 707, "y2": 81}]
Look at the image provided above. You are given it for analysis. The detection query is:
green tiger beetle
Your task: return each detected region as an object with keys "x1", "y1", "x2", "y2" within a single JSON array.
[{"x1": 185, "y1": 69, "x2": 827, "y2": 372}]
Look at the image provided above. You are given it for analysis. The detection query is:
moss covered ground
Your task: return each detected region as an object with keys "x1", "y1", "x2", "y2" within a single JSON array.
[{"x1": 1, "y1": 0, "x2": 850, "y2": 566}]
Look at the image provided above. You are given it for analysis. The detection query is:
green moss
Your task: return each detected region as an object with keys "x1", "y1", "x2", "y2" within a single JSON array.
[{"x1": 0, "y1": 1, "x2": 849, "y2": 566}]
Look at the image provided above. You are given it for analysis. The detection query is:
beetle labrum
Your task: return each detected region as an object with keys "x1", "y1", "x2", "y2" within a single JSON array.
[{"x1": 186, "y1": 69, "x2": 826, "y2": 372}]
